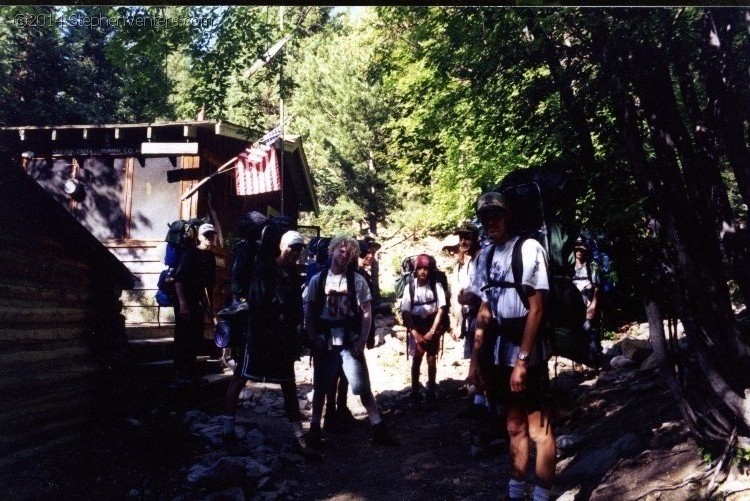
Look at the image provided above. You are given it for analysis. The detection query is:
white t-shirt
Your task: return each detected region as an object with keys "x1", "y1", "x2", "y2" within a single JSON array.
[
  {"x1": 303, "y1": 269, "x2": 371, "y2": 346},
  {"x1": 469, "y1": 236, "x2": 549, "y2": 366},
  {"x1": 401, "y1": 279, "x2": 446, "y2": 319},
  {"x1": 451, "y1": 254, "x2": 478, "y2": 322},
  {"x1": 573, "y1": 262, "x2": 598, "y2": 306}
]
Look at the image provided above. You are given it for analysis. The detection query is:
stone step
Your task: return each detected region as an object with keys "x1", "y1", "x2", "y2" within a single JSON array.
[{"x1": 127, "y1": 337, "x2": 175, "y2": 363}]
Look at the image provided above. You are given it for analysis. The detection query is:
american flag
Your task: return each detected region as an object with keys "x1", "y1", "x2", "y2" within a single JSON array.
[{"x1": 259, "y1": 123, "x2": 284, "y2": 146}]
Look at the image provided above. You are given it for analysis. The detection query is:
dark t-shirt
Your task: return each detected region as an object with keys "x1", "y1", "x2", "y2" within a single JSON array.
[{"x1": 173, "y1": 246, "x2": 216, "y2": 308}]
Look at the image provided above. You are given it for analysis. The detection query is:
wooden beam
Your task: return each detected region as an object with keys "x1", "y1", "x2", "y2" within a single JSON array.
[{"x1": 183, "y1": 125, "x2": 197, "y2": 138}]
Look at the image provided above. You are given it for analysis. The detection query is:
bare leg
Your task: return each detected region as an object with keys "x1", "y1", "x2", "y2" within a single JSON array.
[
  {"x1": 528, "y1": 409, "x2": 556, "y2": 489},
  {"x1": 506, "y1": 403, "x2": 530, "y2": 479}
]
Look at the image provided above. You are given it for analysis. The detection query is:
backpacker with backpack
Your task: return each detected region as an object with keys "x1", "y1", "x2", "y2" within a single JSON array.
[
  {"x1": 395, "y1": 255, "x2": 451, "y2": 358},
  {"x1": 486, "y1": 167, "x2": 595, "y2": 366},
  {"x1": 155, "y1": 217, "x2": 207, "y2": 311}
]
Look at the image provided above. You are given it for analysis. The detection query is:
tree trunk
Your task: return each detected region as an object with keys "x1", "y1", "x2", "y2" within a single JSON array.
[{"x1": 592, "y1": 14, "x2": 750, "y2": 448}]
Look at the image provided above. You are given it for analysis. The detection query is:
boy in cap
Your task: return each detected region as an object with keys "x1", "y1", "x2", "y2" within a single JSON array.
[
  {"x1": 468, "y1": 192, "x2": 556, "y2": 501},
  {"x1": 401, "y1": 253, "x2": 447, "y2": 401},
  {"x1": 223, "y1": 230, "x2": 314, "y2": 456},
  {"x1": 173, "y1": 223, "x2": 217, "y2": 384}
]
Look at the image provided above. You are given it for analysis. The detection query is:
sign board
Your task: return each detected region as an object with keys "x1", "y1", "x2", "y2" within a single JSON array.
[{"x1": 141, "y1": 142, "x2": 199, "y2": 155}]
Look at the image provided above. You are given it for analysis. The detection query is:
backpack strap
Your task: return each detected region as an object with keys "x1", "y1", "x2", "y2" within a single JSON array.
[{"x1": 481, "y1": 238, "x2": 530, "y2": 310}]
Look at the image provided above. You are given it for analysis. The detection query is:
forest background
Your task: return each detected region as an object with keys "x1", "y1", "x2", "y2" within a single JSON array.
[{"x1": 3, "y1": 5, "x2": 750, "y2": 463}]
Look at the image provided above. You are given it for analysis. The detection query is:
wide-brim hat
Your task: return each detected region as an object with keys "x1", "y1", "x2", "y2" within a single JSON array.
[
  {"x1": 476, "y1": 192, "x2": 510, "y2": 217},
  {"x1": 364, "y1": 236, "x2": 381, "y2": 251},
  {"x1": 455, "y1": 221, "x2": 479, "y2": 237}
]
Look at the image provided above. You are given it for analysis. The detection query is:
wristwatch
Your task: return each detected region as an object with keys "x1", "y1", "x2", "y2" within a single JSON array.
[{"x1": 517, "y1": 351, "x2": 529, "y2": 362}]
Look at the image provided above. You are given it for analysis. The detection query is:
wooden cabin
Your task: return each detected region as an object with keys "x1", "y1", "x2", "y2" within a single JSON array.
[
  {"x1": 0, "y1": 121, "x2": 318, "y2": 342},
  {"x1": 0, "y1": 157, "x2": 135, "y2": 473}
]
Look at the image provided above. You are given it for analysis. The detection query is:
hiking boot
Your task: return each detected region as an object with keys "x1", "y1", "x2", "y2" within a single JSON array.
[
  {"x1": 323, "y1": 410, "x2": 340, "y2": 433},
  {"x1": 305, "y1": 423, "x2": 323, "y2": 451},
  {"x1": 372, "y1": 422, "x2": 400, "y2": 446},
  {"x1": 294, "y1": 435, "x2": 322, "y2": 462},
  {"x1": 336, "y1": 407, "x2": 358, "y2": 425},
  {"x1": 409, "y1": 390, "x2": 423, "y2": 402}
]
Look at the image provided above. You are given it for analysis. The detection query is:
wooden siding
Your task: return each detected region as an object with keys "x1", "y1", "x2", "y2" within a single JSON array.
[
  {"x1": 109, "y1": 242, "x2": 231, "y2": 335},
  {"x1": 0, "y1": 230, "x2": 127, "y2": 469}
]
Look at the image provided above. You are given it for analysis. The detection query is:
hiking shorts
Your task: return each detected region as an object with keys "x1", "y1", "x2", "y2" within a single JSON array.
[
  {"x1": 408, "y1": 315, "x2": 441, "y2": 357},
  {"x1": 313, "y1": 346, "x2": 372, "y2": 396},
  {"x1": 497, "y1": 364, "x2": 552, "y2": 413}
]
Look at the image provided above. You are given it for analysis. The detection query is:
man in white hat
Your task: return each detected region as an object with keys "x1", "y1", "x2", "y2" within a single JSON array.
[
  {"x1": 173, "y1": 223, "x2": 217, "y2": 384},
  {"x1": 223, "y1": 230, "x2": 317, "y2": 458}
]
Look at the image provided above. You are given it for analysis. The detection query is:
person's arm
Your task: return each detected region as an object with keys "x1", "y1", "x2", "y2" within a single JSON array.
[
  {"x1": 587, "y1": 285, "x2": 599, "y2": 319},
  {"x1": 467, "y1": 301, "x2": 491, "y2": 387},
  {"x1": 426, "y1": 282, "x2": 446, "y2": 341},
  {"x1": 303, "y1": 276, "x2": 326, "y2": 353},
  {"x1": 175, "y1": 281, "x2": 189, "y2": 319},
  {"x1": 352, "y1": 300, "x2": 372, "y2": 356},
  {"x1": 203, "y1": 285, "x2": 215, "y2": 324},
  {"x1": 510, "y1": 287, "x2": 544, "y2": 392}
]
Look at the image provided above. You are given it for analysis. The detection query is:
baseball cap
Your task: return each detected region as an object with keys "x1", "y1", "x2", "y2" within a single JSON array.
[
  {"x1": 198, "y1": 223, "x2": 216, "y2": 236},
  {"x1": 280, "y1": 230, "x2": 305, "y2": 249},
  {"x1": 476, "y1": 192, "x2": 510, "y2": 217}
]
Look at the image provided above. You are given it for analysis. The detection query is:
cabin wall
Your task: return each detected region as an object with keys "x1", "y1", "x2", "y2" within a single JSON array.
[{"x1": 0, "y1": 229, "x2": 127, "y2": 469}]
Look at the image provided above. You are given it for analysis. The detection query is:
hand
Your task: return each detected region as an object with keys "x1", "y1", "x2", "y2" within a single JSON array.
[
  {"x1": 450, "y1": 326, "x2": 460, "y2": 342},
  {"x1": 178, "y1": 301, "x2": 189, "y2": 319},
  {"x1": 586, "y1": 306, "x2": 596, "y2": 320},
  {"x1": 467, "y1": 364, "x2": 484, "y2": 389},
  {"x1": 510, "y1": 363, "x2": 527, "y2": 393}
]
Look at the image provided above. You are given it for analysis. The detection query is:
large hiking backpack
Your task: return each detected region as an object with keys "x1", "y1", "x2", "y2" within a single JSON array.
[
  {"x1": 395, "y1": 255, "x2": 451, "y2": 332},
  {"x1": 489, "y1": 168, "x2": 593, "y2": 366},
  {"x1": 155, "y1": 217, "x2": 207, "y2": 308}
]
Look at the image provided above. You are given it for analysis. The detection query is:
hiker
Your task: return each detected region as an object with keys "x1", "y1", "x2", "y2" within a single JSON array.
[
  {"x1": 223, "y1": 231, "x2": 311, "y2": 454},
  {"x1": 401, "y1": 253, "x2": 447, "y2": 402},
  {"x1": 304, "y1": 235, "x2": 399, "y2": 449},
  {"x1": 450, "y1": 222, "x2": 492, "y2": 418},
  {"x1": 172, "y1": 223, "x2": 217, "y2": 384},
  {"x1": 468, "y1": 192, "x2": 556, "y2": 501},
  {"x1": 364, "y1": 236, "x2": 387, "y2": 313},
  {"x1": 572, "y1": 236, "x2": 602, "y2": 364}
]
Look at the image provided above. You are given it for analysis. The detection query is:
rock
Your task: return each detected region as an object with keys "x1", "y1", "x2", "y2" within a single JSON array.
[
  {"x1": 618, "y1": 338, "x2": 653, "y2": 363},
  {"x1": 205, "y1": 487, "x2": 247, "y2": 501},
  {"x1": 609, "y1": 355, "x2": 638, "y2": 370},
  {"x1": 612, "y1": 432, "x2": 642, "y2": 458},
  {"x1": 127, "y1": 488, "x2": 140, "y2": 497},
  {"x1": 556, "y1": 434, "x2": 585, "y2": 452},
  {"x1": 187, "y1": 457, "x2": 250, "y2": 489},
  {"x1": 560, "y1": 446, "x2": 619, "y2": 482},
  {"x1": 640, "y1": 352, "x2": 662, "y2": 371}
]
